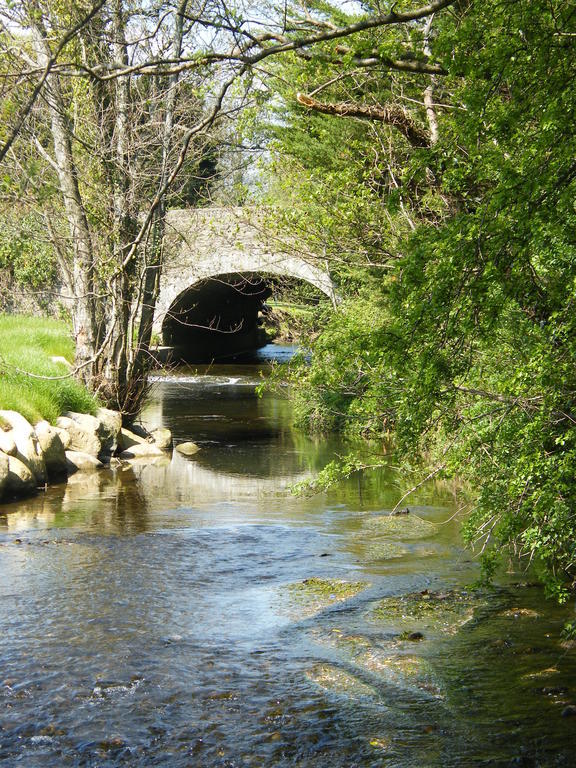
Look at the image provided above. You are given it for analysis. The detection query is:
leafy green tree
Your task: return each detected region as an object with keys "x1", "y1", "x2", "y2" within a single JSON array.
[{"x1": 259, "y1": 0, "x2": 576, "y2": 596}]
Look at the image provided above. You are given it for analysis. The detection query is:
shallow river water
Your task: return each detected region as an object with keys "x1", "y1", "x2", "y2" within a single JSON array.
[{"x1": 1, "y1": 345, "x2": 576, "y2": 767}]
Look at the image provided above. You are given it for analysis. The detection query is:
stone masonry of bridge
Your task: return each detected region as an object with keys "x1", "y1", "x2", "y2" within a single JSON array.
[{"x1": 154, "y1": 207, "x2": 335, "y2": 338}]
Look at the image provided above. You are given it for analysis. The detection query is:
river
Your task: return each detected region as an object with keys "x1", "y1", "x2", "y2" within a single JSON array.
[{"x1": 0, "y1": 345, "x2": 575, "y2": 767}]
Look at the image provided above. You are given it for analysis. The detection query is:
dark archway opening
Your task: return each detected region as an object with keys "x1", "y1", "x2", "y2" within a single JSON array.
[{"x1": 162, "y1": 272, "x2": 323, "y2": 362}]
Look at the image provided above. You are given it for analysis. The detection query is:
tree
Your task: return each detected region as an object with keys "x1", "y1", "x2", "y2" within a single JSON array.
[
  {"x1": 2, "y1": 0, "x2": 236, "y2": 415},
  {"x1": 257, "y1": 0, "x2": 576, "y2": 597}
]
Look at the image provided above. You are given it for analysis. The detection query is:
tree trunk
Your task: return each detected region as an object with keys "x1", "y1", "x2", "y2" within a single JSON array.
[
  {"x1": 32, "y1": 25, "x2": 97, "y2": 381},
  {"x1": 423, "y1": 15, "x2": 439, "y2": 146},
  {"x1": 132, "y1": 0, "x2": 190, "y2": 388},
  {"x1": 104, "y1": 0, "x2": 137, "y2": 412}
]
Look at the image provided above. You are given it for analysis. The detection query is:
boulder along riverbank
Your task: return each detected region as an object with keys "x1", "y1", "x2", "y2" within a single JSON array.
[{"x1": 0, "y1": 408, "x2": 186, "y2": 504}]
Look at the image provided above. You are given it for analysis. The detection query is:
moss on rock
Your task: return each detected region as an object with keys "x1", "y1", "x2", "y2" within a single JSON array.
[
  {"x1": 283, "y1": 577, "x2": 370, "y2": 618},
  {"x1": 371, "y1": 589, "x2": 482, "y2": 635},
  {"x1": 310, "y1": 627, "x2": 442, "y2": 697},
  {"x1": 362, "y1": 513, "x2": 437, "y2": 539}
]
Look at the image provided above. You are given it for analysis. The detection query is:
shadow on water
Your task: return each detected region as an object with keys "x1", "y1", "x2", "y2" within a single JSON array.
[{"x1": 0, "y1": 344, "x2": 575, "y2": 766}]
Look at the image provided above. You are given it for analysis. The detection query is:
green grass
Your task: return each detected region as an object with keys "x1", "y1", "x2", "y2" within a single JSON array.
[{"x1": 0, "y1": 314, "x2": 98, "y2": 424}]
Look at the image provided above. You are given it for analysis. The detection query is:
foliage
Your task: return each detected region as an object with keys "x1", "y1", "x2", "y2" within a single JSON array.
[
  {"x1": 0, "y1": 315, "x2": 98, "y2": 424},
  {"x1": 0, "y1": 212, "x2": 58, "y2": 292},
  {"x1": 286, "y1": 291, "x2": 396, "y2": 434},
  {"x1": 257, "y1": 0, "x2": 576, "y2": 596}
]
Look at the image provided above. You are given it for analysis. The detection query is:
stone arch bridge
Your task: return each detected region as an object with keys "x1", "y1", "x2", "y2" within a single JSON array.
[{"x1": 155, "y1": 208, "x2": 334, "y2": 360}]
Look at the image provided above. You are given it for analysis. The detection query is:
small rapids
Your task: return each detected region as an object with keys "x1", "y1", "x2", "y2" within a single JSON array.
[{"x1": 149, "y1": 374, "x2": 254, "y2": 386}]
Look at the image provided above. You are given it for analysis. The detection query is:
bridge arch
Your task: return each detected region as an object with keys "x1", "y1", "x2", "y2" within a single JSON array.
[
  {"x1": 161, "y1": 271, "x2": 326, "y2": 361},
  {"x1": 154, "y1": 208, "x2": 335, "y2": 359}
]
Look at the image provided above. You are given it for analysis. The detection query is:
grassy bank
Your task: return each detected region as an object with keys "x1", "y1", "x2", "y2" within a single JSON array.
[
  {"x1": 263, "y1": 303, "x2": 317, "y2": 343},
  {"x1": 0, "y1": 314, "x2": 98, "y2": 424}
]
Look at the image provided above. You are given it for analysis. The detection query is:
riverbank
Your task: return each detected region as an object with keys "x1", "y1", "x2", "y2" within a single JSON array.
[
  {"x1": 0, "y1": 314, "x2": 177, "y2": 503},
  {"x1": 0, "y1": 407, "x2": 177, "y2": 504}
]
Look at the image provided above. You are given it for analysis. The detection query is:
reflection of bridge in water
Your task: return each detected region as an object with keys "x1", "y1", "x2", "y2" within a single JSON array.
[
  {"x1": 155, "y1": 208, "x2": 335, "y2": 361},
  {"x1": 141, "y1": 387, "x2": 313, "y2": 502},
  {"x1": 133, "y1": 452, "x2": 311, "y2": 504}
]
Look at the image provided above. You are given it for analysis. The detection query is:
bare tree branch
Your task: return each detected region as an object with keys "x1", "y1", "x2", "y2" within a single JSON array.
[
  {"x1": 296, "y1": 92, "x2": 430, "y2": 147},
  {"x1": 0, "y1": 0, "x2": 107, "y2": 163}
]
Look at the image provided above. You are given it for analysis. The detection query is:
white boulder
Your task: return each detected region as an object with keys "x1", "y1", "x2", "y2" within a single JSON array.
[
  {"x1": 56, "y1": 413, "x2": 102, "y2": 457},
  {"x1": 65, "y1": 450, "x2": 104, "y2": 473},
  {"x1": 118, "y1": 427, "x2": 150, "y2": 451},
  {"x1": 0, "y1": 429, "x2": 16, "y2": 456},
  {"x1": 150, "y1": 428, "x2": 172, "y2": 451},
  {"x1": 119, "y1": 442, "x2": 165, "y2": 460},
  {"x1": 175, "y1": 442, "x2": 201, "y2": 457},
  {"x1": 0, "y1": 410, "x2": 46, "y2": 484}
]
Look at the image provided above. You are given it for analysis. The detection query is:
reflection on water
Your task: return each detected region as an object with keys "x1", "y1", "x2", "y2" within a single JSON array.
[{"x1": 0, "y1": 347, "x2": 575, "y2": 767}]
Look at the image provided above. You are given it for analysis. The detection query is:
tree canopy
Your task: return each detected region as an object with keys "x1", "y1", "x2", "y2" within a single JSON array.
[{"x1": 255, "y1": 0, "x2": 576, "y2": 597}]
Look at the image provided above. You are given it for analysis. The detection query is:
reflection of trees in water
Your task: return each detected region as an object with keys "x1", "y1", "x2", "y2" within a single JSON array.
[
  {"x1": 0, "y1": 485, "x2": 68, "y2": 532},
  {"x1": 102, "y1": 466, "x2": 152, "y2": 534}
]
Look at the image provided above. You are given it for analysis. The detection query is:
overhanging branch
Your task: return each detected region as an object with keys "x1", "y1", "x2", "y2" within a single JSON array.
[{"x1": 296, "y1": 93, "x2": 430, "y2": 147}]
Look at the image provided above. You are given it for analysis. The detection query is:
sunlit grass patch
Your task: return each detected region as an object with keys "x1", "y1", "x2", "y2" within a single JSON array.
[{"x1": 0, "y1": 314, "x2": 98, "y2": 424}]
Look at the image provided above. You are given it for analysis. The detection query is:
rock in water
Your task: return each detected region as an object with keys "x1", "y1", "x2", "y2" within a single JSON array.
[
  {"x1": 119, "y1": 443, "x2": 165, "y2": 459},
  {"x1": 0, "y1": 452, "x2": 9, "y2": 499},
  {"x1": 118, "y1": 427, "x2": 150, "y2": 451},
  {"x1": 391, "y1": 507, "x2": 410, "y2": 516},
  {"x1": 56, "y1": 414, "x2": 102, "y2": 457},
  {"x1": 95, "y1": 408, "x2": 122, "y2": 454},
  {"x1": 63, "y1": 410, "x2": 121, "y2": 457},
  {"x1": 65, "y1": 450, "x2": 104, "y2": 473},
  {"x1": 151, "y1": 428, "x2": 172, "y2": 451},
  {"x1": 0, "y1": 410, "x2": 46, "y2": 484},
  {"x1": 6, "y1": 455, "x2": 37, "y2": 495},
  {"x1": 175, "y1": 442, "x2": 201, "y2": 457}
]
